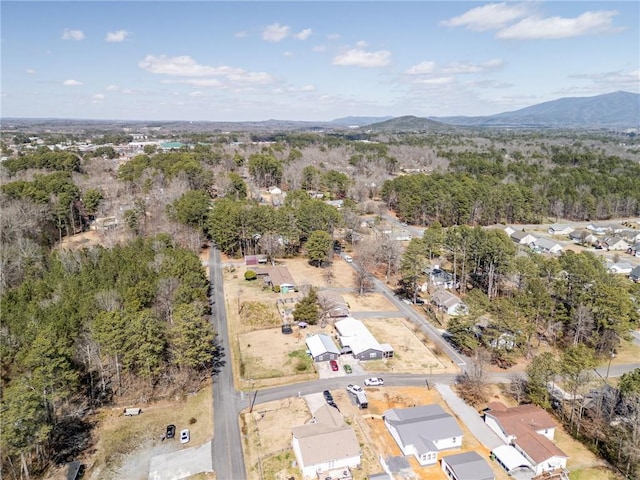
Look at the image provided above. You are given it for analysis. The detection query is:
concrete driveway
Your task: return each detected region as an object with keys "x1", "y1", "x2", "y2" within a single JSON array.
[
  {"x1": 436, "y1": 384, "x2": 503, "y2": 450},
  {"x1": 148, "y1": 441, "x2": 213, "y2": 480}
]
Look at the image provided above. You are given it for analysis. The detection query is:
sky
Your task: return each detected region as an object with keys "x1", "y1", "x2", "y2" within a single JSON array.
[{"x1": 1, "y1": 1, "x2": 639, "y2": 121}]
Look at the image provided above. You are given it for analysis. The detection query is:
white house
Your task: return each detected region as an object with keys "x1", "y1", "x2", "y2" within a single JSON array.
[
  {"x1": 431, "y1": 289, "x2": 468, "y2": 316},
  {"x1": 510, "y1": 230, "x2": 537, "y2": 245},
  {"x1": 305, "y1": 334, "x2": 340, "y2": 362},
  {"x1": 601, "y1": 237, "x2": 630, "y2": 251},
  {"x1": 532, "y1": 237, "x2": 563, "y2": 254},
  {"x1": 547, "y1": 224, "x2": 574, "y2": 236},
  {"x1": 569, "y1": 230, "x2": 598, "y2": 245},
  {"x1": 292, "y1": 404, "x2": 361, "y2": 478},
  {"x1": 484, "y1": 402, "x2": 568, "y2": 476},
  {"x1": 441, "y1": 451, "x2": 495, "y2": 480},
  {"x1": 383, "y1": 404, "x2": 463, "y2": 466},
  {"x1": 608, "y1": 262, "x2": 634, "y2": 275}
]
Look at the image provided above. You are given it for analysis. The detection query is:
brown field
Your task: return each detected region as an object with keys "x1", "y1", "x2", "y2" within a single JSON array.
[{"x1": 342, "y1": 292, "x2": 398, "y2": 312}]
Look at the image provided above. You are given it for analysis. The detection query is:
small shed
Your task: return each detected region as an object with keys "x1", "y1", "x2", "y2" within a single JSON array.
[{"x1": 441, "y1": 451, "x2": 494, "y2": 480}]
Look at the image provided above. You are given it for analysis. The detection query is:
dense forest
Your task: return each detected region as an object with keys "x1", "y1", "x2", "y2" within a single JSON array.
[{"x1": 0, "y1": 237, "x2": 216, "y2": 478}]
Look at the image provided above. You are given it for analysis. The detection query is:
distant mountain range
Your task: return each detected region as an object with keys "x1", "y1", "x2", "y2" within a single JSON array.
[
  {"x1": 340, "y1": 91, "x2": 639, "y2": 130},
  {"x1": 3, "y1": 92, "x2": 637, "y2": 133}
]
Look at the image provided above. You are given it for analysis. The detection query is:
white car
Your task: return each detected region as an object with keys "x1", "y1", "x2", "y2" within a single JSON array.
[
  {"x1": 180, "y1": 429, "x2": 190, "y2": 444},
  {"x1": 364, "y1": 377, "x2": 384, "y2": 387},
  {"x1": 343, "y1": 255, "x2": 353, "y2": 263},
  {"x1": 346, "y1": 384, "x2": 363, "y2": 395}
]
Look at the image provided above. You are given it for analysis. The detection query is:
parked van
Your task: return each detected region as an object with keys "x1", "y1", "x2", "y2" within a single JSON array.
[
  {"x1": 123, "y1": 407, "x2": 142, "y2": 416},
  {"x1": 355, "y1": 391, "x2": 368, "y2": 409}
]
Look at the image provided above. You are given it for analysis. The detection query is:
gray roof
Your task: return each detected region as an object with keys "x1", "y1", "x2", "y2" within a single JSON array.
[
  {"x1": 630, "y1": 265, "x2": 640, "y2": 279},
  {"x1": 384, "y1": 404, "x2": 462, "y2": 455},
  {"x1": 534, "y1": 237, "x2": 562, "y2": 250},
  {"x1": 442, "y1": 451, "x2": 494, "y2": 480}
]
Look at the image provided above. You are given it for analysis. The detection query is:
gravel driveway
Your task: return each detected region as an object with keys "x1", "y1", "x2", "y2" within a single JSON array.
[{"x1": 148, "y1": 441, "x2": 213, "y2": 480}]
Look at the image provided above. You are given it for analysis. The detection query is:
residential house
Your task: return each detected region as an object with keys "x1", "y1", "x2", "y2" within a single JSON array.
[
  {"x1": 292, "y1": 404, "x2": 361, "y2": 478},
  {"x1": 569, "y1": 230, "x2": 598, "y2": 245},
  {"x1": 383, "y1": 404, "x2": 463, "y2": 466},
  {"x1": 335, "y1": 317, "x2": 393, "y2": 360},
  {"x1": 630, "y1": 266, "x2": 640, "y2": 282},
  {"x1": 306, "y1": 334, "x2": 340, "y2": 362},
  {"x1": 484, "y1": 402, "x2": 568, "y2": 476},
  {"x1": 547, "y1": 224, "x2": 574, "y2": 236},
  {"x1": 618, "y1": 229, "x2": 640, "y2": 244},
  {"x1": 255, "y1": 266, "x2": 297, "y2": 291},
  {"x1": 607, "y1": 262, "x2": 634, "y2": 275},
  {"x1": 244, "y1": 254, "x2": 268, "y2": 266},
  {"x1": 600, "y1": 237, "x2": 630, "y2": 251},
  {"x1": 440, "y1": 451, "x2": 495, "y2": 480},
  {"x1": 317, "y1": 290, "x2": 350, "y2": 318},
  {"x1": 532, "y1": 237, "x2": 563, "y2": 254},
  {"x1": 425, "y1": 267, "x2": 457, "y2": 290},
  {"x1": 503, "y1": 225, "x2": 517, "y2": 236},
  {"x1": 510, "y1": 231, "x2": 537, "y2": 245},
  {"x1": 431, "y1": 289, "x2": 469, "y2": 316},
  {"x1": 586, "y1": 223, "x2": 615, "y2": 234}
]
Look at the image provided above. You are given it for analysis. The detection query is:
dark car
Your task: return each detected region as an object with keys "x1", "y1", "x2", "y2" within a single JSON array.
[
  {"x1": 323, "y1": 390, "x2": 334, "y2": 402},
  {"x1": 166, "y1": 424, "x2": 176, "y2": 439}
]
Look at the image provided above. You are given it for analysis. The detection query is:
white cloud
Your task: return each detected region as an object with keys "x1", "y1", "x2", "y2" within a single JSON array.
[
  {"x1": 333, "y1": 48, "x2": 391, "y2": 68},
  {"x1": 442, "y1": 58, "x2": 503, "y2": 74},
  {"x1": 105, "y1": 30, "x2": 130, "y2": 42},
  {"x1": 189, "y1": 91, "x2": 207, "y2": 97},
  {"x1": 166, "y1": 79, "x2": 224, "y2": 88},
  {"x1": 440, "y1": 2, "x2": 531, "y2": 31},
  {"x1": 62, "y1": 28, "x2": 85, "y2": 41},
  {"x1": 414, "y1": 77, "x2": 455, "y2": 86},
  {"x1": 355, "y1": 40, "x2": 367, "y2": 48},
  {"x1": 405, "y1": 61, "x2": 436, "y2": 75},
  {"x1": 327, "y1": 33, "x2": 341, "y2": 41},
  {"x1": 568, "y1": 69, "x2": 640, "y2": 91},
  {"x1": 92, "y1": 94, "x2": 105, "y2": 100},
  {"x1": 497, "y1": 10, "x2": 621, "y2": 39},
  {"x1": 139, "y1": 54, "x2": 274, "y2": 86},
  {"x1": 63, "y1": 79, "x2": 83, "y2": 86},
  {"x1": 105, "y1": 84, "x2": 119, "y2": 91},
  {"x1": 263, "y1": 23, "x2": 290, "y2": 42},
  {"x1": 26, "y1": 68, "x2": 36, "y2": 75},
  {"x1": 235, "y1": 31, "x2": 248, "y2": 38},
  {"x1": 312, "y1": 45, "x2": 327, "y2": 53},
  {"x1": 294, "y1": 28, "x2": 312, "y2": 40},
  {"x1": 283, "y1": 51, "x2": 293, "y2": 57}
]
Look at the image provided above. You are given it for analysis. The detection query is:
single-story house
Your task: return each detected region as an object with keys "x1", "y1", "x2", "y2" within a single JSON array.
[
  {"x1": 484, "y1": 402, "x2": 568, "y2": 476},
  {"x1": 503, "y1": 225, "x2": 516, "y2": 236},
  {"x1": 391, "y1": 230, "x2": 413, "y2": 242},
  {"x1": 491, "y1": 445, "x2": 534, "y2": 477},
  {"x1": 441, "y1": 451, "x2": 494, "y2": 480},
  {"x1": 431, "y1": 289, "x2": 469, "y2": 316},
  {"x1": 547, "y1": 224, "x2": 574, "y2": 236},
  {"x1": 586, "y1": 223, "x2": 616, "y2": 234},
  {"x1": 306, "y1": 333, "x2": 340, "y2": 362},
  {"x1": 384, "y1": 404, "x2": 463, "y2": 466},
  {"x1": 317, "y1": 290, "x2": 350, "y2": 318},
  {"x1": 292, "y1": 404, "x2": 361, "y2": 478},
  {"x1": 335, "y1": 317, "x2": 393, "y2": 360},
  {"x1": 255, "y1": 266, "x2": 296, "y2": 291},
  {"x1": 425, "y1": 267, "x2": 457, "y2": 290},
  {"x1": 600, "y1": 237, "x2": 630, "y2": 251},
  {"x1": 510, "y1": 231, "x2": 537, "y2": 245},
  {"x1": 630, "y1": 265, "x2": 640, "y2": 282},
  {"x1": 532, "y1": 237, "x2": 563, "y2": 254},
  {"x1": 619, "y1": 229, "x2": 640, "y2": 243},
  {"x1": 569, "y1": 230, "x2": 598, "y2": 245},
  {"x1": 608, "y1": 262, "x2": 634, "y2": 275}
]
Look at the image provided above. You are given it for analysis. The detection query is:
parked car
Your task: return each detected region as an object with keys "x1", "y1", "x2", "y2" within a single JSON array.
[
  {"x1": 364, "y1": 377, "x2": 384, "y2": 386},
  {"x1": 343, "y1": 255, "x2": 353, "y2": 263},
  {"x1": 330, "y1": 359, "x2": 339, "y2": 371},
  {"x1": 412, "y1": 297, "x2": 425, "y2": 304},
  {"x1": 347, "y1": 384, "x2": 363, "y2": 395},
  {"x1": 343, "y1": 364, "x2": 352, "y2": 374},
  {"x1": 166, "y1": 424, "x2": 176, "y2": 439},
  {"x1": 328, "y1": 400, "x2": 339, "y2": 410},
  {"x1": 180, "y1": 429, "x2": 190, "y2": 444},
  {"x1": 323, "y1": 390, "x2": 334, "y2": 402}
]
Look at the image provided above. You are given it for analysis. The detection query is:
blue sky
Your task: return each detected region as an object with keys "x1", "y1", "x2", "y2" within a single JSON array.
[{"x1": 2, "y1": 1, "x2": 638, "y2": 121}]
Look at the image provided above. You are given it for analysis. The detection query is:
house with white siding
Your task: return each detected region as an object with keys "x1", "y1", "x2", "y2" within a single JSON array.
[
  {"x1": 384, "y1": 404, "x2": 463, "y2": 466},
  {"x1": 335, "y1": 317, "x2": 393, "y2": 360},
  {"x1": 292, "y1": 404, "x2": 361, "y2": 478}
]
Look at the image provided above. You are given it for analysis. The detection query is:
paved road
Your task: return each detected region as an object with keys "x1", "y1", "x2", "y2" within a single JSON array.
[
  {"x1": 210, "y1": 247, "x2": 246, "y2": 480},
  {"x1": 436, "y1": 384, "x2": 503, "y2": 450}
]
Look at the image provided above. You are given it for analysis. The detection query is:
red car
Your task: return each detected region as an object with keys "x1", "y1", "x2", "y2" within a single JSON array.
[{"x1": 330, "y1": 360, "x2": 339, "y2": 371}]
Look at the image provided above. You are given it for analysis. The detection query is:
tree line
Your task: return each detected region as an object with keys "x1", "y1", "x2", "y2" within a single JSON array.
[{"x1": 0, "y1": 236, "x2": 216, "y2": 478}]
